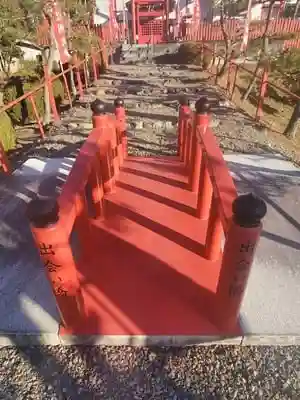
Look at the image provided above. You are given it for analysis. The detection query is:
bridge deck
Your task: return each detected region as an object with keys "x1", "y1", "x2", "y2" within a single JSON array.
[{"x1": 61, "y1": 156, "x2": 240, "y2": 336}]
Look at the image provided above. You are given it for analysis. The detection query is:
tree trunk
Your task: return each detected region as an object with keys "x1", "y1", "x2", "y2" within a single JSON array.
[
  {"x1": 294, "y1": 1, "x2": 300, "y2": 18},
  {"x1": 284, "y1": 100, "x2": 300, "y2": 139},
  {"x1": 241, "y1": 0, "x2": 253, "y2": 55},
  {"x1": 242, "y1": 1, "x2": 275, "y2": 102},
  {"x1": 42, "y1": 46, "x2": 55, "y2": 126},
  {"x1": 217, "y1": 1, "x2": 231, "y2": 78}
]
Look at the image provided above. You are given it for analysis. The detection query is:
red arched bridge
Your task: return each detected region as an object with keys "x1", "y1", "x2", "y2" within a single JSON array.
[{"x1": 25, "y1": 95, "x2": 267, "y2": 338}]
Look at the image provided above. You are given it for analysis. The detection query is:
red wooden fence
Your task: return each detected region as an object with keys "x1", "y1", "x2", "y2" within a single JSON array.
[
  {"x1": 0, "y1": 46, "x2": 108, "y2": 174},
  {"x1": 183, "y1": 18, "x2": 300, "y2": 42}
]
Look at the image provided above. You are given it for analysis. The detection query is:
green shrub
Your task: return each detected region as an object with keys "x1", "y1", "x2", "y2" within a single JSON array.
[
  {"x1": 0, "y1": 111, "x2": 16, "y2": 151},
  {"x1": 3, "y1": 70, "x2": 64, "y2": 125}
]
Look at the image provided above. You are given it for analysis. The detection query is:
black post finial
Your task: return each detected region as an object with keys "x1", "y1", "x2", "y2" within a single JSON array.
[
  {"x1": 114, "y1": 98, "x2": 124, "y2": 108},
  {"x1": 91, "y1": 99, "x2": 106, "y2": 116},
  {"x1": 195, "y1": 97, "x2": 210, "y2": 114},
  {"x1": 27, "y1": 198, "x2": 59, "y2": 229},
  {"x1": 232, "y1": 193, "x2": 267, "y2": 228},
  {"x1": 178, "y1": 95, "x2": 189, "y2": 106}
]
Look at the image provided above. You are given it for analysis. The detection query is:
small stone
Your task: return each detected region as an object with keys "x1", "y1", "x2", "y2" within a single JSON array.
[
  {"x1": 68, "y1": 122, "x2": 78, "y2": 129},
  {"x1": 79, "y1": 122, "x2": 93, "y2": 130}
]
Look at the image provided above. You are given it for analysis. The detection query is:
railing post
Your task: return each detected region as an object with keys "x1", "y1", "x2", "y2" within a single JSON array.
[
  {"x1": 114, "y1": 98, "x2": 127, "y2": 164},
  {"x1": 91, "y1": 98, "x2": 106, "y2": 129},
  {"x1": 178, "y1": 96, "x2": 190, "y2": 161},
  {"x1": 255, "y1": 64, "x2": 269, "y2": 121},
  {"x1": 28, "y1": 95, "x2": 45, "y2": 139},
  {"x1": 195, "y1": 98, "x2": 213, "y2": 219},
  {"x1": 230, "y1": 63, "x2": 239, "y2": 101},
  {"x1": 215, "y1": 193, "x2": 267, "y2": 330},
  {"x1": 189, "y1": 97, "x2": 209, "y2": 192},
  {"x1": 83, "y1": 54, "x2": 89, "y2": 89},
  {"x1": 226, "y1": 50, "x2": 235, "y2": 95},
  {"x1": 0, "y1": 140, "x2": 11, "y2": 174},
  {"x1": 204, "y1": 196, "x2": 223, "y2": 261},
  {"x1": 91, "y1": 99, "x2": 115, "y2": 193},
  {"x1": 71, "y1": 51, "x2": 84, "y2": 100},
  {"x1": 91, "y1": 49, "x2": 98, "y2": 81},
  {"x1": 27, "y1": 198, "x2": 85, "y2": 330}
]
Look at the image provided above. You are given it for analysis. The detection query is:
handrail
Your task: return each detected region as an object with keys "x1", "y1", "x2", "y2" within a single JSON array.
[
  {"x1": 26, "y1": 100, "x2": 126, "y2": 327},
  {"x1": 203, "y1": 43, "x2": 300, "y2": 102},
  {"x1": 196, "y1": 124, "x2": 237, "y2": 235},
  {"x1": 0, "y1": 43, "x2": 112, "y2": 173},
  {"x1": 0, "y1": 47, "x2": 104, "y2": 118},
  {"x1": 178, "y1": 101, "x2": 237, "y2": 238},
  {"x1": 201, "y1": 43, "x2": 300, "y2": 139},
  {"x1": 233, "y1": 58, "x2": 300, "y2": 102}
]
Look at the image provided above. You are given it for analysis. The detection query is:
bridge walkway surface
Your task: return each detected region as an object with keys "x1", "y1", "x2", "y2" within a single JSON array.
[{"x1": 0, "y1": 64, "x2": 299, "y2": 346}]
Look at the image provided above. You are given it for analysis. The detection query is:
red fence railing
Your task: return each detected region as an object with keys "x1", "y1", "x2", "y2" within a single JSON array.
[
  {"x1": 198, "y1": 44, "x2": 300, "y2": 144},
  {"x1": 0, "y1": 44, "x2": 110, "y2": 174},
  {"x1": 182, "y1": 18, "x2": 300, "y2": 42}
]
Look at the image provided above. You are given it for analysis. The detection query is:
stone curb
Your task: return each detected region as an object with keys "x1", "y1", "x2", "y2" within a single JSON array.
[{"x1": 0, "y1": 334, "x2": 299, "y2": 347}]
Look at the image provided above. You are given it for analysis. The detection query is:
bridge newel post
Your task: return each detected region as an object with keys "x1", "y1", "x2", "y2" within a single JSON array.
[
  {"x1": 178, "y1": 95, "x2": 190, "y2": 162},
  {"x1": 215, "y1": 193, "x2": 267, "y2": 330},
  {"x1": 195, "y1": 98, "x2": 213, "y2": 219},
  {"x1": 91, "y1": 98, "x2": 106, "y2": 128},
  {"x1": 70, "y1": 51, "x2": 84, "y2": 100},
  {"x1": 26, "y1": 198, "x2": 85, "y2": 330},
  {"x1": 91, "y1": 99, "x2": 115, "y2": 193},
  {"x1": 114, "y1": 98, "x2": 127, "y2": 163},
  {"x1": 190, "y1": 97, "x2": 210, "y2": 193}
]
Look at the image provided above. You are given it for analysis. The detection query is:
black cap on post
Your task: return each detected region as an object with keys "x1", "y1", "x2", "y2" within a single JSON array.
[
  {"x1": 195, "y1": 97, "x2": 210, "y2": 114},
  {"x1": 114, "y1": 98, "x2": 124, "y2": 108},
  {"x1": 91, "y1": 99, "x2": 106, "y2": 116},
  {"x1": 178, "y1": 95, "x2": 189, "y2": 106},
  {"x1": 232, "y1": 193, "x2": 267, "y2": 228},
  {"x1": 27, "y1": 198, "x2": 60, "y2": 229}
]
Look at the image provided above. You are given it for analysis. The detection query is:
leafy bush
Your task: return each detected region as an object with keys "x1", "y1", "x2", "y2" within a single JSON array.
[
  {"x1": 0, "y1": 111, "x2": 16, "y2": 151},
  {"x1": 3, "y1": 69, "x2": 64, "y2": 125}
]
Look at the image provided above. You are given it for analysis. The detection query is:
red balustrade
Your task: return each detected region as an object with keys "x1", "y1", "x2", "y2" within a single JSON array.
[{"x1": 178, "y1": 97, "x2": 267, "y2": 330}]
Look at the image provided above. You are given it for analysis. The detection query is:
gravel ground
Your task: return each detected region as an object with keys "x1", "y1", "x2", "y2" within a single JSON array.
[{"x1": 0, "y1": 345, "x2": 298, "y2": 399}]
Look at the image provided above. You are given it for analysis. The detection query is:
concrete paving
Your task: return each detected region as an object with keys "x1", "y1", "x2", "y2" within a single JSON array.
[
  {"x1": 0, "y1": 153, "x2": 299, "y2": 345},
  {"x1": 224, "y1": 153, "x2": 300, "y2": 341}
]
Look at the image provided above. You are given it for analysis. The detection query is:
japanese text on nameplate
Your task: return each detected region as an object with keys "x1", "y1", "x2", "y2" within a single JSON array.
[
  {"x1": 239, "y1": 241, "x2": 255, "y2": 254},
  {"x1": 39, "y1": 243, "x2": 55, "y2": 256}
]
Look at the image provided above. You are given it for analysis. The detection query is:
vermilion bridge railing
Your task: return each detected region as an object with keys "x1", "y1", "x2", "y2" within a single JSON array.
[{"x1": 26, "y1": 96, "x2": 267, "y2": 333}]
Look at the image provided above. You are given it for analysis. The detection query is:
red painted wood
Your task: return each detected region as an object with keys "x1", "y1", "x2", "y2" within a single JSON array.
[{"x1": 59, "y1": 156, "x2": 241, "y2": 337}]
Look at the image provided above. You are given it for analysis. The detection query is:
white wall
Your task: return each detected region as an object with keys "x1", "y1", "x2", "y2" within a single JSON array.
[{"x1": 251, "y1": 4, "x2": 263, "y2": 20}]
